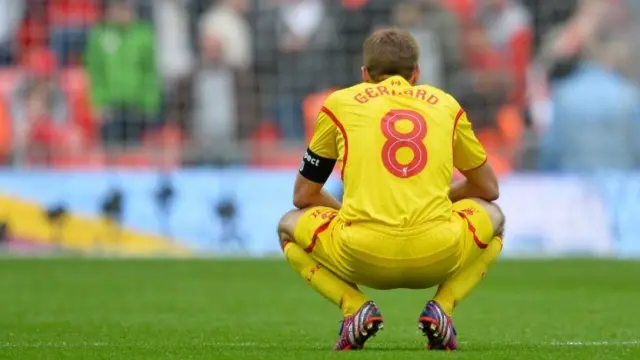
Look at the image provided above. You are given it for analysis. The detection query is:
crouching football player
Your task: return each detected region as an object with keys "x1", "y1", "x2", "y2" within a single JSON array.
[{"x1": 277, "y1": 28, "x2": 505, "y2": 351}]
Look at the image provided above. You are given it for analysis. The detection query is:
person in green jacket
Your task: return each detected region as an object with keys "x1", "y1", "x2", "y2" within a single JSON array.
[{"x1": 85, "y1": 0, "x2": 160, "y2": 148}]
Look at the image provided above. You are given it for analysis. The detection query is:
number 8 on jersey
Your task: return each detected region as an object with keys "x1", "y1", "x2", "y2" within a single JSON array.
[{"x1": 380, "y1": 109, "x2": 428, "y2": 178}]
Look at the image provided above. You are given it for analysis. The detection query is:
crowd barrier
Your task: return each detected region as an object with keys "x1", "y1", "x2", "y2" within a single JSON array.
[{"x1": 0, "y1": 169, "x2": 637, "y2": 257}]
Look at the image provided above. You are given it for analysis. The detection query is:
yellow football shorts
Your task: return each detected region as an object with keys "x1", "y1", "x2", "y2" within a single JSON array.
[{"x1": 293, "y1": 199, "x2": 495, "y2": 290}]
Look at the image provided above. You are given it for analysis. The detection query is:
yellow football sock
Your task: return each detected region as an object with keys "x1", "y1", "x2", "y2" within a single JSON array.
[
  {"x1": 433, "y1": 236, "x2": 503, "y2": 316},
  {"x1": 284, "y1": 241, "x2": 369, "y2": 316}
]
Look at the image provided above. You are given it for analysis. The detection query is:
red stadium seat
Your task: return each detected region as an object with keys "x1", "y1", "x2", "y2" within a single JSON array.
[
  {"x1": 48, "y1": 0, "x2": 101, "y2": 27},
  {"x1": 444, "y1": 0, "x2": 477, "y2": 23},
  {"x1": 108, "y1": 151, "x2": 152, "y2": 168},
  {"x1": 248, "y1": 145, "x2": 306, "y2": 169},
  {"x1": 496, "y1": 105, "x2": 525, "y2": 148},
  {"x1": 17, "y1": 18, "x2": 48, "y2": 63},
  {"x1": 251, "y1": 121, "x2": 280, "y2": 144},
  {"x1": 141, "y1": 122, "x2": 184, "y2": 169},
  {"x1": 341, "y1": 0, "x2": 369, "y2": 10},
  {"x1": 248, "y1": 93, "x2": 334, "y2": 169},
  {"x1": 59, "y1": 68, "x2": 96, "y2": 145},
  {"x1": 99, "y1": 122, "x2": 185, "y2": 169},
  {"x1": 107, "y1": 150, "x2": 180, "y2": 170},
  {"x1": 51, "y1": 146, "x2": 106, "y2": 169},
  {"x1": 0, "y1": 97, "x2": 11, "y2": 163},
  {"x1": 476, "y1": 129, "x2": 513, "y2": 177}
]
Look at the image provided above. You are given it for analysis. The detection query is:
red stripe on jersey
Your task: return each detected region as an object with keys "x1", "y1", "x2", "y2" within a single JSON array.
[
  {"x1": 452, "y1": 108, "x2": 465, "y2": 164},
  {"x1": 453, "y1": 108, "x2": 465, "y2": 141},
  {"x1": 304, "y1": 220, "x2": 332, "y2": 253},
  {"x1": 321, "y1": 106, "x2": 348, "y2": 180},
  {"x1": 455, "y1": 210, "x2": 488, "y2": 249},
  {"x1": 455, "y1": 108, "x2": 465, "y2": 122}
]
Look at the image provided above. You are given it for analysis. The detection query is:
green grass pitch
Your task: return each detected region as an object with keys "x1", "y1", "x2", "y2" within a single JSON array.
[{"x1": 1, "y1": 258, "x2": 639, "y2": 359}]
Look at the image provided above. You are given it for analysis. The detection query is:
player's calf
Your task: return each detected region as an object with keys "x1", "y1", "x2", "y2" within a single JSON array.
[
  {"x1": 421, "y1": 198, "x2": 505, "y2": 350},
  {"x1": 278, "y1": 207, "x2": 381, "y2": 350}
]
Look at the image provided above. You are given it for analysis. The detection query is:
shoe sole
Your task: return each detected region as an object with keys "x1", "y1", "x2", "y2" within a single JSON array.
[
  {"x1": 360, "y1": 316, "x2": 384, "y2": 339},
  {"x1": 418, "y1": 316, "x2": 454, "y2": 351}
]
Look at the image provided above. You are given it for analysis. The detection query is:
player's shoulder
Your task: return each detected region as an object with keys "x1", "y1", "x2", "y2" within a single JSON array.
[
  {"x1": 414, "y1": 83, "x2": 457, "y2": 106},
  {"x1": 414, "y1": 83, "x2": 463, "y2": 118}
]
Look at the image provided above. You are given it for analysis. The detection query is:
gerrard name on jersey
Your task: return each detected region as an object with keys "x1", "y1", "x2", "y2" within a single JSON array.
[{"x1": 353, "y1": 86, "x2": 440, "y2": 105}]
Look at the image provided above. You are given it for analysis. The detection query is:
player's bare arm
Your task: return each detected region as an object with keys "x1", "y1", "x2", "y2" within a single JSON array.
[
  {"x1": 293, "y1": 173, "x2": 341, "y2": 210},
  {"x1": 449, "y1": 162, "x2": 500, "y2": 203}
]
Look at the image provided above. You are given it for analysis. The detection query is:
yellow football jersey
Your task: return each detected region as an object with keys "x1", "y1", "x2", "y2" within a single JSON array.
[{"x1": 306, "y1": 76, "x2": 487, "y2": 230}]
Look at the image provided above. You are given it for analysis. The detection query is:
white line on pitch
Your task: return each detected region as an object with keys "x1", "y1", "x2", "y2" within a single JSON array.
[{"x1": 551, "y1": 341, "x2": 640, "y2": 346}]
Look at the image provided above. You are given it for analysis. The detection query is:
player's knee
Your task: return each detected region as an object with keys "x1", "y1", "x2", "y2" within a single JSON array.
[
  {"x1": 486, "y1": 202, "x2": 505, "y2": 237},
  {"x1": 277, "y1": 210, "x2": 296, "y2": 239},
  {"x1": 470, "y1": 198, "x2": 505, "y2": 237},
  {"x1": 277, "y1": 209, "x2": 303, "y2": 248}
]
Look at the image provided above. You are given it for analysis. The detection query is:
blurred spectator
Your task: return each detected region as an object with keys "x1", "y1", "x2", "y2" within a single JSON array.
[
  {"x1": 456, "y1": 23, "x2": 511, "y2": 130},
  {"x1": 477, "y1": 0, "x2": 533, "y2": 106},
  {"x1": 528, "y1": 0, "x2": 621, "y2": 133},
  {"x1": 619, "y1": 0, "x2": 640, "y2": 83},
  {"x1": 444, "y1": 0, "x2": 476, "y2": 22},
  {"x1": 521, "y1": 0, "x2": 579, "y2": 52},
  {"x1": 535, "y1": 0, "x2": 606, "y2": 82},
  {"x1": 152, "y1": 0, "x2": 195, "y2": 132},
  {"x1": 18, "y1": 0, "x2": 49, "y2": 61},
  {"x1": 194, "y1": 0, "x2": 253, "y2": 158},
  {"x1": 0, "y1": 0, "x2": 26, "y2": 66},
  {"x1": 185, "y1": 0, "x2": 216, "y2": 54},
  {"x1": 0, "y1": 0, "x2": 636, "y2": 170},
  {"x1": 200, "y1": 0, "x2": 251, "y2": 70},
  {"x1": 392, "y1": 0, "x2": 462, "y2": 92},
  {"x1": 49, "y1": 0, "x2": 101, "y2": 66},
  {"x1": 256, "y1": 0, "x2": 341, "y2": 141},
  {"x1": 336, "y1": 0, "x2": 393, "y2": 86},
  {"x1": 9, "y1": 48, "x2": 77, "y2": 165},
  {"x1": 154, "y1": 0, "x2": 194, "y2": 87},
  {"x1": 627, "y1": 0, "x2": 640, "y2": 15},
  {"x1": 539, "y1": 31, "x2": 640, "y2": 172},
  {"x1": 85, "y1": 0, "x2": 160, "y2": 148}
]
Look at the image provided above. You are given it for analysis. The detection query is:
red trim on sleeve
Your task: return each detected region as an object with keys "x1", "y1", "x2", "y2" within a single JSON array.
[
  {"x1": 462, "y1": 157, "x2": 488, "y2": 172},
  {"x1": 452, "y1": 108, "x2": 465, "y2": 166},
  {"x1": 452, "y1": 108, "x2": 487, "y2": 171},
  {"x1": 321, "y1": 106, "x2": 348, "y2": 180},
  {"x1": 452, "y1": 108, "x2": 465, "y2": 149}
]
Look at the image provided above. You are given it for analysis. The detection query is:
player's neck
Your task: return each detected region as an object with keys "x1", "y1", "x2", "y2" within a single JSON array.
[{"x1": 370, "y1": 75, "x2": 413, "y2": 85}]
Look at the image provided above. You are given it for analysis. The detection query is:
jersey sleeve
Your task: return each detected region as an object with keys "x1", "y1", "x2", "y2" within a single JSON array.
[
  {"x1": 452, "y1": 107, "x2": 488, "y2": 171},
  {"x1": 299, "y1": 107, "x2": 338, "y2": 183},
  {"x1": 308, "y1": 109, "x2": 338, "y2": 159}
]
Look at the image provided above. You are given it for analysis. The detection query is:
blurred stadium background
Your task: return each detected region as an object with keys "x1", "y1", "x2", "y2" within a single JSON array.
[{"x1": 0, "y1": 0, "x2": 638, "y2": 258}]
